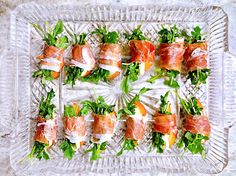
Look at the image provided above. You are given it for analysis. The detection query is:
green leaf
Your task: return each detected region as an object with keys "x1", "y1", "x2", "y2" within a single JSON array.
[
  {"x1": 182, "y1": 26, "x2": 205, "y2": 43},
  {"x1": 64, "y1": 66, "x2": 83, "y2": 87},
  {"x1": 81, "y1": 68, "x2": 110, "y2": 84},
  {"x1": 158, "y1": 25, "x2": 182, "y2": 43},
  {"x1": 150, "y1": 132, "x2": 165, "y2": 153},
  {"x1": 159, "y1": 91, "x2": 172, "y2": 114},
  {"x1": 177, "y1": 131, "x2": 209, "y2": 158},
  {"x1": 187, "y1": 69, "x2": 211, "y2": 87},
  {"x1": 92, "y1": 27, "x2": 119, "y2": 44},
  {"x1": 39, "y1": 89, "x2": 56, "y2": 120},
  {"x1": 60, "y1": 139, "x2": 76, "y2": 160},
  {"x1": 86, "y1": 142, "x2": 107, "y2": 160},
  {"x1": 116, "y1": 139, "x2": 137, "y2": 156},
  {"x1": 32, "y1": 69, "x2": 53, "y2": 85},
  {"x1": 124, "y1": 25, "x2": 149, "y2": 41},
  {"x1": 64, "y1": 105, "x2": 77, "y2": 117},
  {"x1": 52, "y1": 20, "x2": 63, "y2": 37},
  {"x1": 55, "y1": 35, "x2": 69, "y2": 49},
  {"x1": 29, "y1": 141, "x2": 50, "y2": 160}
]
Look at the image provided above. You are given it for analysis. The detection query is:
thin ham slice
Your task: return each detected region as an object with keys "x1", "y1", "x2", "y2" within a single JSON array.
[
  {"x1": 153, "y1": 113, "x2": 177, "y2": 135},
  {"x1": 64, "y1": 116, "x2": 86, "y2": 146},
  {"x1": 184, "y1": 42, "x2": 208, "y2": 72},
  {"x1": 92, "y1": 112, "x2": 117, "y2": 143},
  {"x1": 34, "y1": 116, "x2": 57, "y2": 146},
  {"x1": 71, "y1": 44, "x2": 96, "y2": 73},
  {"x1": 98, "y1": 43, "x2": 122, "y2": 80},
  {"x1": 184, "y1": 115, "x2": 211, "y2": 137},
  {"x1": 37, "y1": 45, "x2": 64, "y2": 79},
  {"x1": 130, "y1": 40, "x2": 155, "y2": 71},
  {"x1": 159, "y1": 42, "x2": 185, "y2": 72}
]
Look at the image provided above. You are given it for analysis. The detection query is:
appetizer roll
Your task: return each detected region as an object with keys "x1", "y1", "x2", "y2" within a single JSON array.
[
  {"x1": 151, "y1": 91, "x2": 177, "y2": 153},
  {"x1": 29, "y1": 89, "x2": 57, "y2": 160},
  {"x1": 64, "y1": 33, "x2": 96, "y2": 86},
  {"x1": 177, "y1": 96, "x2": 211, "y2": 158},
  {"x1": 183, "y1": 26, "x2": 210, "y2": 86},
  {"x1": 84, "y1": 27, "x2": 121, "y2": 83},
  {"x1": 117, "y1": 88, "x2": 150, "y2": 156},
  {"x1": 32, "y1": 20, "x2": 69, "y2": 84},
  {"x1": 82, "y1": 96, "x2": 116, "y2": 160},
  {"x1": 60, "y1": 103, "x2": 86, "y2": 160},
  {"x1": 122, "y1": 25, "x2": 155, "y2": 93},
  {"x1": 149, "y1": 25, "x2": 184, "y2": 88}
]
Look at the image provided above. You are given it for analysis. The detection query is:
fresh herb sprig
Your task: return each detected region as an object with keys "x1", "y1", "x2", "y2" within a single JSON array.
[
  {"x1": 148, "y1": 68, "x2": 180, "y2": 89},
  {"x1": 150, "y1": 132, "x2": 165, "y2": 154},
  {"x1": 182, "y1": 26, "x2": 205, "y2": 44},
  {"x1": 121, "y1": 62, "x2": 140, "y2": 93},
  {"x1": 64, "y1": 103, "x2": 80, "y2": 117},
  {"x1": 92, "y1": 27, "x2": 119, "y2": 44},
  {"x1": 81, "y1": 96, "x2": 115, "y2": 115},
  {"x1": 178, "y1": 96, "x2": 203, "y2": 116},
  {"x1": 85, "y1": 142, "x2": 107, "y2": 160},
  {"x1": 118, "y1": 87, "x2": 151, "y2": 117},
  {"x1": 74, "y1": 33, "x2": 87, "y2": 45},
  {"x1": 60, "y1": 139, "x2": 77, "y2": 160},
  {"x1": 39, "y1": 89, "x2": 56, "y2": 120},
  {"x1": 187, "y1": 68, "x2": 211, "y2": 87},
  {"x1": 177, "y1": 131, "x2": 209, "y2": 158},
  {"x1": 116, "y1": 139, "x2": 137, "y2": 156},
  {"x1": 81, "y1": 68, "x2": 110, "y2": 84},
  {"x1": 29, "y1": 141, "x2": 50, "y2": 160},
  {"x1": 32, "y1": 69, "x2": 54, "y2": 85},
  {"x1": 31, "y1": 20, "x2": 69, "y2": 49},
  {"x1": 159, "y1": 91, "x2": 172, "y2": 115},
  {"x1": 124, "y1": 25, "x2": 149, "y2": 41},
  {"x1": 64, "y1": 66, "x2": 84, "y2": 87},
  {"x1": 158, "y1": 25, "x2": 182, "y2": 44}
]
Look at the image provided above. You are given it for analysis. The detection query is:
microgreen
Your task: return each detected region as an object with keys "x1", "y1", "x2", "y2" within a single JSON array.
[
  {"x1": 74, "y1": 33, "x2": 87, "y2": 45},
  {"x1": 64, "y1": 66, "x2": 83, "y2": 87},
  {"x1": 116, "y1": 139, "x2": 137, "y2": 156},
  {"x1": 149, "y1": 132, "x2": 165, "y2": 153},
  {"x1": 159, "y1": 91, "x2": 172, "y2": 115},
  {"x1": 121, "y1": 62, "x2": 140, "y2": 93},
  {"x1": 60, "y1": 139, "x2": 77, "y2": 160},
  {"x1": 158, "y1": 25, "x2": 182, "y2": 44},
  {"x1": 187, "y1": 68, "x2": 211, "y2": 87},
  {"x1": 148, "y1": 68, "x2": 180, "y2": 89},
  {"x1": 64, "y1": 104, "x2": 79, "y2": 117},
  {"x1": 81, "y1": 68, "x2": 110, "y2": 84},
  {"x1": 85, "y1": 142, "x2": 107, "y2": 160},
  {"x1": 81, "y1": 96, "x2": 115, "y2": 115},
  {"x1": 39, "y1": 89, "x2": 56, "y2": 120},
  {"x1": 177, "y1": 131, "x2": 209, "y2": 158},
  {"x1": 29, "y1": 141, "x2": 50, "y2": 160},
  {"x1": 92, "y1": 27, "x2": 119, "y2": 44},
  {"x1": 123, "y1": 25, "x2": 149, "y2": 41},
  {"x1": 182, "y1": 26, "x2": 206, "y2": 44},
  {"x1": 32, "y1": 69, "x2": 54, "y2": 85}
]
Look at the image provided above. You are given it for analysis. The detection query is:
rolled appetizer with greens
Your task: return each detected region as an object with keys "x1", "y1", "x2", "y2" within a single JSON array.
[
  {"x1": 83, "y1": 27, "x2": 121, "y2": 83},
  {"x1": 60, "y1": 103, "x2": 86, "y2": 160},
  {"x1": 31, "y1": 20, "x2": 69, "y2": 84},
  {"x1": 150, "y1": 91, "x2": 177, "y2": 153},
  {"x1": 29, "y1": 89, "x2": 57, "y2": 160},
  {"x1": 82, "y1": 96, "x2": 116, "y2": 160},
  {"x1": 122, "y1": 25, "x2": 155, "y2": 93},
  {"x1": 117, "y1": 88, "x2": 150, "y2": 156},
  {"x1": 177, "y1": 96, "x2": 211, "y2": 158},
  {"x1": 182, "y1": 26, "x2": 210, "y2": 87},
  {"x1": 64, "y1": 33, "x2": 96, "y2": 87},
  {"x1": 148, "y1": 25, "x2": 185, "y2": 89}
]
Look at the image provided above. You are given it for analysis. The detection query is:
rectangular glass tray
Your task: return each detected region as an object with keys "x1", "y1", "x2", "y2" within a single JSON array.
[{"x1": 9, "y1": 3, "x2": 233, "y2": 175}]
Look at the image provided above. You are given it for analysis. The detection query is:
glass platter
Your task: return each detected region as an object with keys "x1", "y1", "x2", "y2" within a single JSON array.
[{"x1": 7, "y1": 3, "x2": 236, "y2": 175}]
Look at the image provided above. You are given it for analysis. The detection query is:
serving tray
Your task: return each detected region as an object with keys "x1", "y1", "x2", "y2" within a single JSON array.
[{"x1": 6, "y1": 3, "x2": 236, "y2": 175}]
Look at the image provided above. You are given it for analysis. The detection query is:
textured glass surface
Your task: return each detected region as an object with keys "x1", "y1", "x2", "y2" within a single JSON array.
[{"x1": 9, "y1": 3, "x2": 232, "y2": 175}]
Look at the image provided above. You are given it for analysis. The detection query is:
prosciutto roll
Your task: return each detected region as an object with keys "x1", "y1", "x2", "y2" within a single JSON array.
[
  {"x1": 159, "y1": 42, "x2": 185, "y2": 72},
  {"x1": 92, "y1": 112, "x2": 117, "y2": 143},
  {"x1": 125, "y1": 101, "x2": 147, "y2": 141},
  {"x1": 34, "y1": 116, "x2": 57, "y2": 147},
  {"x1": 184, "y1": 42, "x2": 208, "y2": 72},
  {"x1": 64, "y1": 116, "x2": 86, "y2": 148},
  {"x1": 71, "y1": 44, "x2": 96, "y2": 77},
  {"x1": 37, "y1": 45, "x2": 64, "y2": 79},
  {"x1": 153, "y1": 113, "x2": 177, "y2": 147},
  {"x1": 184, "y1": 115, "x2": 211, "y2": 137},
  {"x1": 130, "y1": 40, "x2": 155, "y2": 75},
  {"x1": 98, "y1": 43, "x2": 122, "y2": 80}
]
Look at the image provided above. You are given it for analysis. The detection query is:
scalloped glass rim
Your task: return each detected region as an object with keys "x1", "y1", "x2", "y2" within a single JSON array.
[{"x1": 9, "y1": 3, "x2": 230, "y2": 175}]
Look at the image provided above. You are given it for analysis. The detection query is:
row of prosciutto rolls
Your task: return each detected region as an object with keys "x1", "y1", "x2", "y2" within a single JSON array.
[
  {"x1": 30, "y1": 88, "x2": 211, "y2": 160},
  {"x1": 32, "y1": 21, "x2": 210, "y2": 91}
]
